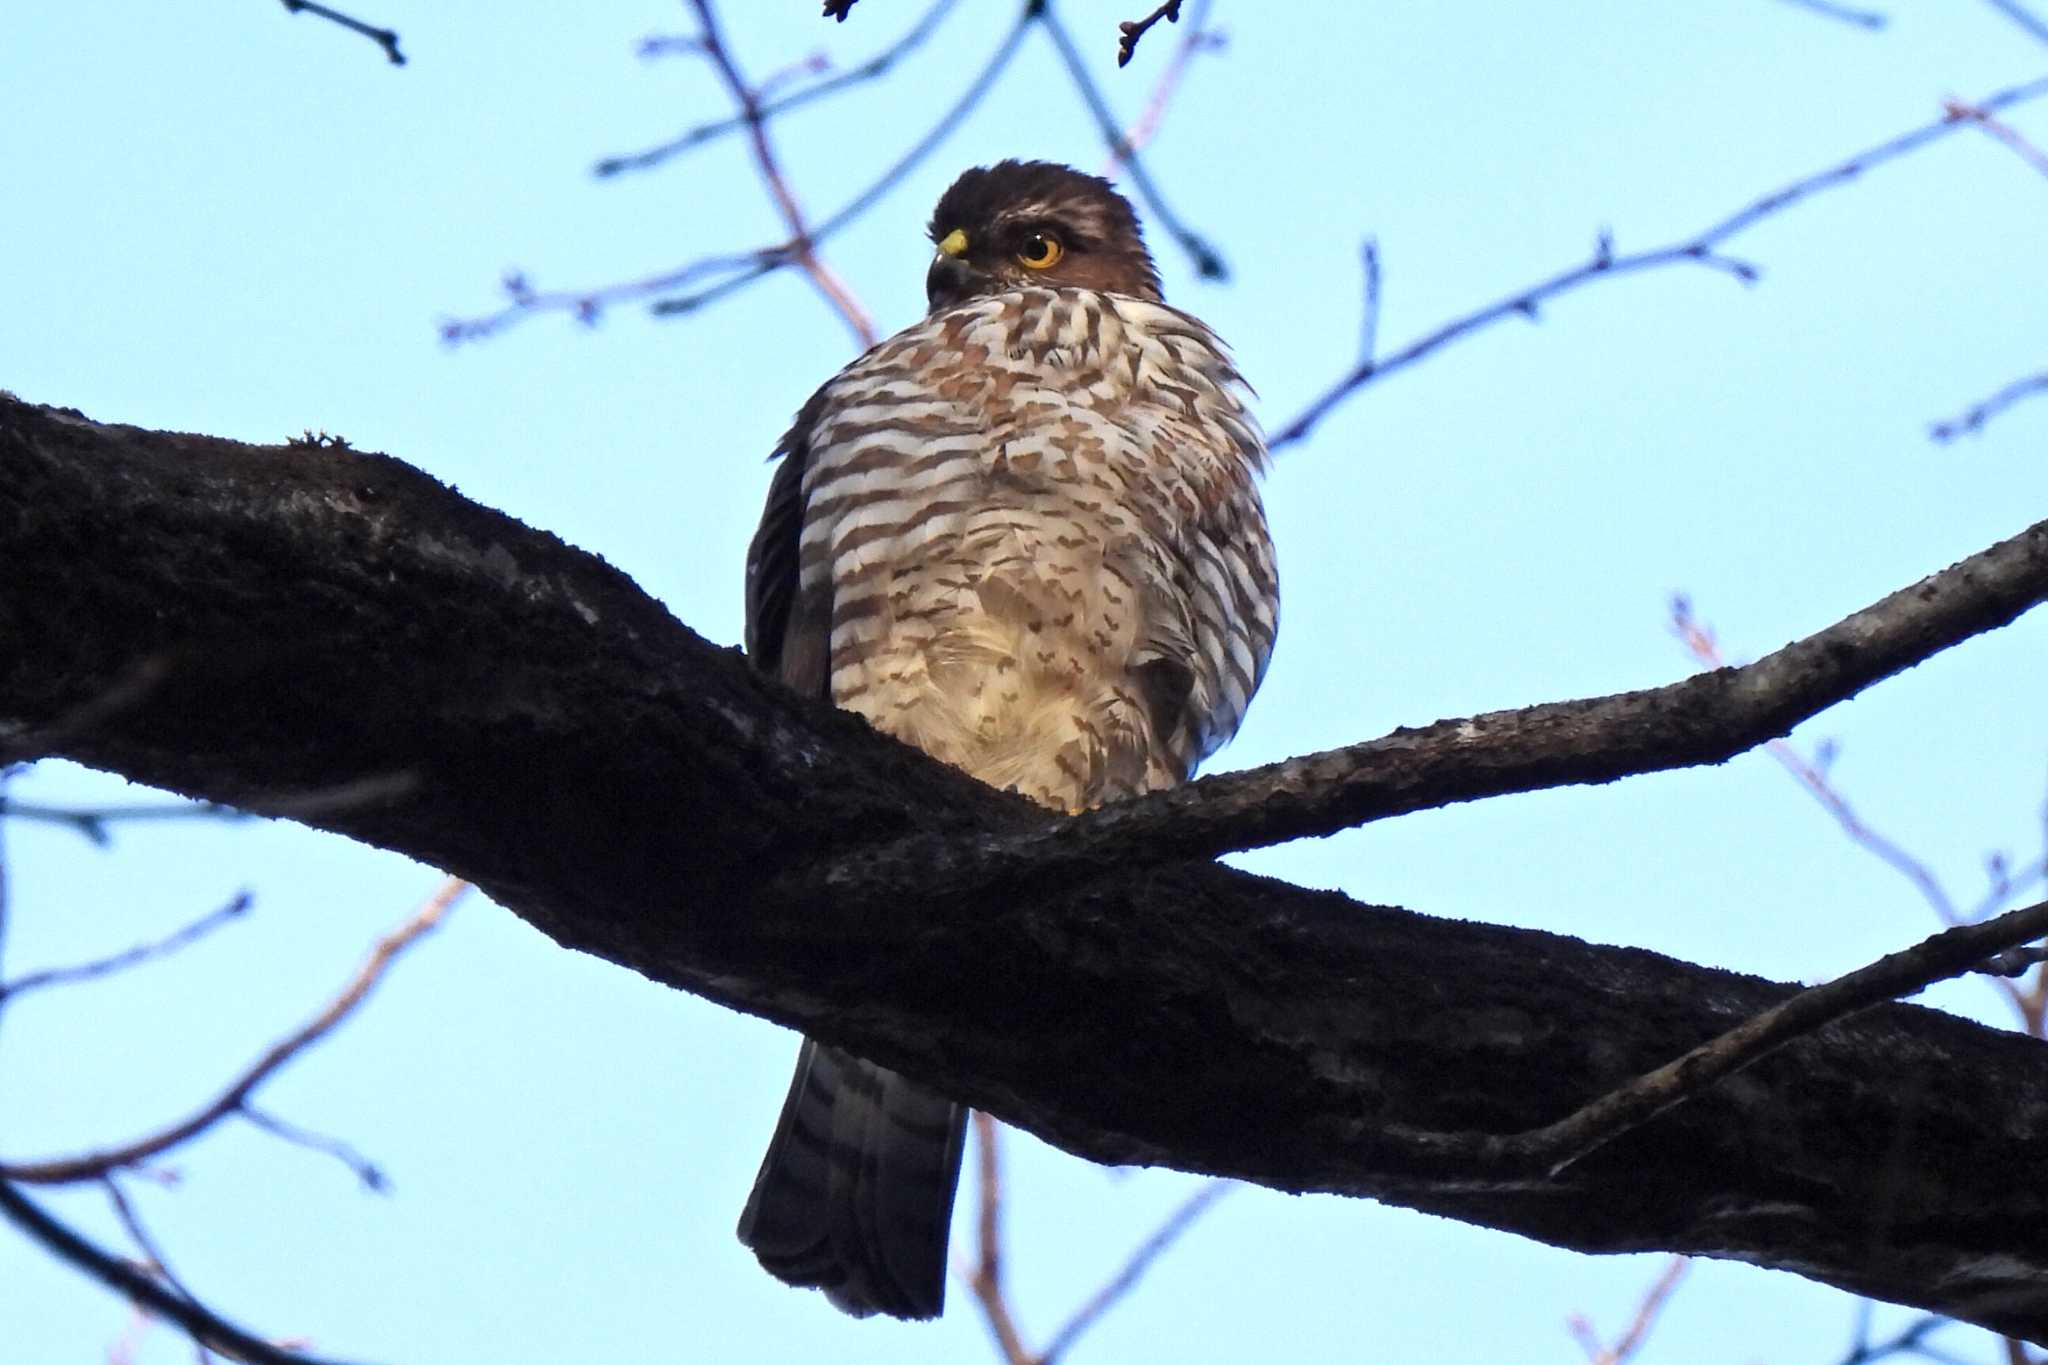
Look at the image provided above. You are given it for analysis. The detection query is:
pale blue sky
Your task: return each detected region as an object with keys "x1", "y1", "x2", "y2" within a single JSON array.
[{"x1": 4, "y1": 3, "x2": 2047, "y2": 1362}]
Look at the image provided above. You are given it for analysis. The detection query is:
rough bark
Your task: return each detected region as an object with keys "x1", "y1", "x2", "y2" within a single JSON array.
[{"x1": 3, "y1": 394, "x2": 2046, "y2": 1341}]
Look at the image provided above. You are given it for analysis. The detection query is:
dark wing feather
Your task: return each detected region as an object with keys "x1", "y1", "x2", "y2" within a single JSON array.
[
  {"x1": 744, "y1": 389, "x2": 829, "y2": 692},
  {"x1": 735, "y1": 384, "x2": 969, "y2": 1320}
]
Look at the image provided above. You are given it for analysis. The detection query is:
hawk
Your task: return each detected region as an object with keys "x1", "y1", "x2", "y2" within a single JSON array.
[{"x1": 736, "y1": 159, "x2": 1278, "y2": 1319}]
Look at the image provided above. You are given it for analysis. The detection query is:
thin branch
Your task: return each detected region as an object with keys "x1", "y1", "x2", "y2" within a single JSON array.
[
  {"x1": 1037, "y1": 1, "x2": 1227, "y2": 279},
  {"x1": 1368, "y1": 897, "x2": 2048, "y2": 1181},
  {"x1": 1039, "y1": 1180, "x2": 1231, "y2": 1363},
  {"x1": 1117, "y1": 1, "x2": 1183, "y2": 66},
  {"x1": 1100, "y1": 0, "x2": 1217, "y2": 176},
  {"x1": 1671, "y1": 598, "x2": 1962, "y2": 925},
  {"x1": 800, "y1": 516, "x2": 2048, "y2": 917},
  {"x1": 453, "y1": 3, "x2": 1034, "y2": 340},
  {"x1": 1566, "y1": 1257, "x2": 1691, "y2": 1365},
  {"x1": 441, "y1": 251, "x2": 773, "y2": 343},
  {"x1": 239, "y1": 1106, "x2": 387, "y2": 1191},
  {"x1": 1773, "y1": 0, "x2": 1887, "y2": 29},
  {"x1": 1357, "y1": 237, "x2": 1382, "y2": 365},
  {"x1": 101, "y1": 1177, "x2": 202, "y2": 1310},
  {"x1": 0, "y1": 796, "x2": 248, "y2": 846},
  {"x1": 1932, "y1": 370, "x2": 2048, "y2": 442},
  {"x1": 276, "y1": 0, "x2": 404, "y2": 66},
  {"x1": 647, "y1": 4, "x2": 1036, "y2": 320},
  {"x1": 1271, "y1": 73, "x2": 2048, "y2": 450},
  {"x1": 595, "y1": 0, "x2": 958, "y2": 178},
  {"x1": 965, "y1": 1112, "x2": 1035, "y2": 1365},
  {"x1": 687, "y1": 0, "x2": 876, "y2": 348},
  {"x1": 0, "y1": 891, "x2": 250, "y2": 1008},
  {"x1": 1838, "y1": 1313, "x2": 1971, "y2": 1365},
  {"x1": 1982, "y1": 0, "x2": 2048, "y2": 46},
  {"x1": 0, "y1": 877, "x2": 465, "y2": 1184},
  {"x1": 0, "y1": 1179, "x2": 349, "y2": 1365},
  {"x1": 1674, "y1": 597, "x2": 2044, "y2": 1029},
  {"x1": 1944, "y1": 97, "x2": 2048, "y2": 177}
]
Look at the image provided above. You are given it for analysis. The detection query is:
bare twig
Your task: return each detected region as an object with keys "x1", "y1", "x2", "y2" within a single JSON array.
[
  {"x1": 1101, "y1": 0, "x2": 1217, "y2": 175},
  {"x1": 687, "y1": 0, "x2": 876, "y2": 348},
  {"x1": 453, "y1": 3, "x2": 1034, "y2": 340},
  {"x1": 442, "y1": 252, "x2": 774, "y2": 343},
  {"x1": 1368, "y1": 897, "x2": 2048, "y2": 1180},
  {"x1": 965, "y1": 1113, "x2": 1035, "y2": 1365},
  {"x1": 1271, "y1": 73, "x2": 2048, "y2": 450},
  {"x1": 101, "y1": 1177, "x2": 202, "y2": 1310},
  {"x1": 1932, "y1": 370, "x2": 2048, "y2": 442},
  {"x1": 106, "y1": 1300, "x2": 160, "y2": 1365},
  {"x1": 0, "y1": 891, "x2": 250, "y2": 1008},
  {"x1": 1838, "y1": 1310, "x2": 1981, "y2": 1365},
  {"x1": 0, "y1": 877, "x2": 465, "y2": 1184},
  {"x1": 1117, "y1": 1, "x2": 1183, "y2": 66},
  {"x1": 1944, "y1": 97, "x2": 2048, "y2": 177},
  {"x1": 459, "y1": 0, "x2": 1228, "y2": 340},
  {"x1": 0, "y1": 1179, "x2": 346, "y2": 1365},
  {"x1": 1773, "y1": 0, "x2": 1888, "y2": 28},
  {"x1": 276, "y1": 0, "x2": 404, "y2": 66},
  {"x1": 1357, "y1": 238, "x2": 1382, "y2": 365},
  {"x1": 1673, "y1": 597, "x2": 2044, "y2": 1028},
  {"x1": 1038, "y1": 1, "x2": 1227, "y2": 279},
  {"x1": 1566, "y1": 1256, "x2": 1690, "y2": 1365},
  {"x1": 1038, "y1": 1180, "x2": 1231, "y2": 1363},
  {"x1": 1982, "y1": 0, "x2": 2048, "y2": 45},
  {"x1": 597, "y1": 0, "x2": 957, "y2": 177},
  {"x1": 240, "y1": 1106, "x2": 388, "y2": 1191},
  {"x1": 1670, "y1": 598, "x2": 1963, "y2": 926},
  {"x1": 0, "y1": 796, "x2": 248, "y2": 846}
]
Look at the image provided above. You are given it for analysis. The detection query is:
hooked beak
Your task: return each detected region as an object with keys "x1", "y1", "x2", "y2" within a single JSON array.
[{"x1": 925, "y1": 251, "x2": 976, "y2": 312}]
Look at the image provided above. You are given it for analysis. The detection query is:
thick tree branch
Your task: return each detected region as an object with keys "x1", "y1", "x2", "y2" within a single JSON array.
[
  {"x1": 5, "y1": 395, "x2": 2048, "y2": 1340},
  {"x1": 804, "y1": 514, "x2": 2048, "y2": 913}
]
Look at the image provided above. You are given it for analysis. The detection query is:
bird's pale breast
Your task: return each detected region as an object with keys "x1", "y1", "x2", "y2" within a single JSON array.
[{"x1": 795, "y1": 287, "x2": 1276, "y2": 812}]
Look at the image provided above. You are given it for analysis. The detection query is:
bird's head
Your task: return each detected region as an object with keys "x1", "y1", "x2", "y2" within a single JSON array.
[{"x1": 924, "y1": 160, "x2": 1163, "y2": 313}]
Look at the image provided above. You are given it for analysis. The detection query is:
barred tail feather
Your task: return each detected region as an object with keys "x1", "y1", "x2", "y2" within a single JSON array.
[{"x1": 737, "y1": 1041, "x2": 967, "y2": 1319}]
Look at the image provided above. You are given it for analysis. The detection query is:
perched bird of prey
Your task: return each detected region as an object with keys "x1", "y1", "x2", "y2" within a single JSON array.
[{"x1": 736, "y1": 159, "x2": 1278, "y2": 1319}]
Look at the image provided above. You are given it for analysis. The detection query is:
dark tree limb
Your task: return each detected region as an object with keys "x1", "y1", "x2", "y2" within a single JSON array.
[
  {"x1": 5, "y1": 395, "x2": 2048, "y2": 1341},
  {"x1": 801, "y1": 513, "x2": 2048, "y2": 914}
]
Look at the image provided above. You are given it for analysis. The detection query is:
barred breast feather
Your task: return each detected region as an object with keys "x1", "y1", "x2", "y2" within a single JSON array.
[
  {"x1": 752, "y1": 285, "x2": 1276, "y2": 808},
  {"x1": 737, "y1": 283, "x2": 1276, "y2": 1319}
]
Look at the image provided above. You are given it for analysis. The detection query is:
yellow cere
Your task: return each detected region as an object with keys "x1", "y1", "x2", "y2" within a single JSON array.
[{"x1": 938, "y1": 228, "x2": 969, "y2": 257}]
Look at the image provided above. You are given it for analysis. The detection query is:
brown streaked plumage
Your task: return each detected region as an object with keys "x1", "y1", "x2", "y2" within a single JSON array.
[{"x1": 736, "y1": 160, "x2": 1277, "y2": 1320}]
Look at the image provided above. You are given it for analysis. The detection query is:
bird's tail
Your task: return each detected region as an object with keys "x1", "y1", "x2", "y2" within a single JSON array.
[{"x1": 736, "y1": 1040, "x2": 967, "y2": 1319}]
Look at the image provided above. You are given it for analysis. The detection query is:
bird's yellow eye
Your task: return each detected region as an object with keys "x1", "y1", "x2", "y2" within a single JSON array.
[{"x1": 1016, "y1": 232, "x2": 1063, "y2": 269}]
